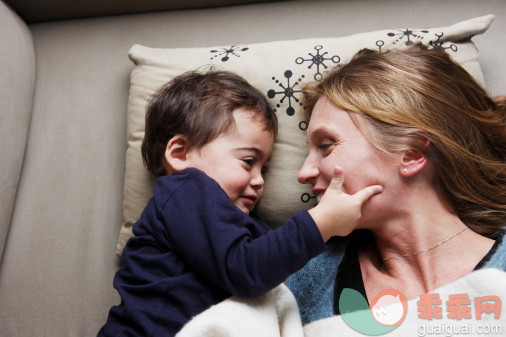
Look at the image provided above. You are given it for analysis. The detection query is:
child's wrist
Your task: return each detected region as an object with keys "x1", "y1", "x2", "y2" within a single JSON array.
[{"x1": 307, "y1": 206, "x2": 332, "y2": 242}]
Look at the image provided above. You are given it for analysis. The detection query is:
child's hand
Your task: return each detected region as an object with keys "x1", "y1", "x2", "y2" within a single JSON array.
[{"x1": 308, "y1": 166, "x2": 383, "y2": 242}]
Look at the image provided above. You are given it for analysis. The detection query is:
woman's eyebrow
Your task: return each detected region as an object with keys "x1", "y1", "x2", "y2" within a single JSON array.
[{"x1": 308, "y1": 125, "x2": 335, "y2": 140}]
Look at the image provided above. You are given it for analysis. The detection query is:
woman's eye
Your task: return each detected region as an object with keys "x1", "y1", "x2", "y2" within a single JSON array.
[
  {"x1": 316, "y1": 137, "x2": 338, "y2": 154},
  {"x1": 317, "y1": 142, "x2": 335, "y2": 152}
]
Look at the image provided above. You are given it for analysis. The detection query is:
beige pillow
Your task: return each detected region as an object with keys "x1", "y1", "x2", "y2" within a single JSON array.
[{"x1": 118, "y1": 15, "x2": 494, "y2": 256}]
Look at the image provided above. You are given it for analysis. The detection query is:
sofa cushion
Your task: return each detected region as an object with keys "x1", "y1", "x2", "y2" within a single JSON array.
[
  {"x1": 0, "y1": 2, "x2": 35, "y2": 261},
  {"x1": 117, "y1": 15, "x2": 493, "y2": 255}
]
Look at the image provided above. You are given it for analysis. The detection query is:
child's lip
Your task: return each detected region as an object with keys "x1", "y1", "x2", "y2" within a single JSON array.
[{"x1": 241, "y1": 195, "x2": 257, "y2": 205}]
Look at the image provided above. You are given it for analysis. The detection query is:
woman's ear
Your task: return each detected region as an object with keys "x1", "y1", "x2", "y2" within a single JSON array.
[
  {"x1": 399, "y1": 150, "x2": 427, "y2": 177},
  {"x1": 164, "y1": 135, "x2": 190, "y2": 172},
  {"x1": 400, "y1": 133, "x2": 430, "y2": 177}
]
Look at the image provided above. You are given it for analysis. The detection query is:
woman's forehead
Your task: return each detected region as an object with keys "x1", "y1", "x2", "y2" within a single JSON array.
[{"x1": 308, "y1": 98, "x2": 353, "y2": 132}]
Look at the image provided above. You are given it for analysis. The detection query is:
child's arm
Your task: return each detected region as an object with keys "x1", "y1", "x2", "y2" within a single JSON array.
[
  {"x1": 154, "y1": 168, "x2": 380, "y2": 299},
  {"x1": 308, "y1": 166, "x2": 383, "y2": 242}
]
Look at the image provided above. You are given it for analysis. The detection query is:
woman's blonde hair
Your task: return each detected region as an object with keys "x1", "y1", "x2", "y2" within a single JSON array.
[{"x1": 303, "y1": 44, "x2": 506, "y2": 237}]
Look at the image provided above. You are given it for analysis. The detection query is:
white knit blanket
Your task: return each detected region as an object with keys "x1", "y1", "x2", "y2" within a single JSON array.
[{"x1": 177, "y1": 268, "x2": 506, "y2": 337}]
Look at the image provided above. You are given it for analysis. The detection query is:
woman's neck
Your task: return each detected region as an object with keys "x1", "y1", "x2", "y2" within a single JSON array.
[{"x1": 360, "y1": 204, "x2": 495, "y2": 301}]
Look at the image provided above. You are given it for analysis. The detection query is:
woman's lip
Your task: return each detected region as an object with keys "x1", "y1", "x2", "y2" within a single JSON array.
[
  {"x1": 312, "y1": 188, "x2": 326, "y2": 197},
  {"x1": 312, "y1": 188, "x2": 325, "y2": 204}
]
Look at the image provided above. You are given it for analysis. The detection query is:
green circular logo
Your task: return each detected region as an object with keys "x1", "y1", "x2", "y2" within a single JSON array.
[{"x1": 339, "y1": 288, "x2": 407, "y2": 335}]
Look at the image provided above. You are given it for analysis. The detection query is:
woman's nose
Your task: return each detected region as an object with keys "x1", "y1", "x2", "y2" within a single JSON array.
[{"x1": 298, "y1": 156, "x2": 319, "y2": 185}]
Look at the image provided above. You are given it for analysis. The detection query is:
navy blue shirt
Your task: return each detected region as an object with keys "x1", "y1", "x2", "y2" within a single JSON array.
[{"x1": 99, "y1": 168, "x2": 324, "y2": 336}]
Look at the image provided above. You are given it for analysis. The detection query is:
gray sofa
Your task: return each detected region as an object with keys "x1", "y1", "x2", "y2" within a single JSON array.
[{"x1": 1, "y1": 0, "x2": 504, "y2": 336}]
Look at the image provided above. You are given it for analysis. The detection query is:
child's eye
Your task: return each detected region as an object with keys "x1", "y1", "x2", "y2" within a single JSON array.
[{"x1": 242, "y1": 158, "x2": 255, "y2": 167}]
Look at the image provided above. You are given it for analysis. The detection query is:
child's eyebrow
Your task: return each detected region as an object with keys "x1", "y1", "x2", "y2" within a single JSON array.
[{"x1": 235, "y1": 147, "x2": 271, "y2": 160}]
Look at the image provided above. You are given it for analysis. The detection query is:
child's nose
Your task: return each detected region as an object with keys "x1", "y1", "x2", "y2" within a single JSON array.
[{"x1": 250, "y1": 172, "x2": 264, "y2": 190}]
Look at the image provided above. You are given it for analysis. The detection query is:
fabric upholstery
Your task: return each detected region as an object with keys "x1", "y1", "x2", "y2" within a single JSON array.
[
  {"x1": 0, "y1": 1, "x2": 504, "y2": 336},
  {"x1": 0, "y1": 1, "x2": 35, "y2": 262},
  {"x1": 3, "y1": 0, "x2": 282, "y2": 23}
]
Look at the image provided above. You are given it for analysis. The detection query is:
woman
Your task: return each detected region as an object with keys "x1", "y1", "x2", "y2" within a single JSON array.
[{"x1": 287, "y1": 43, "x2": 506, "y2": 324}]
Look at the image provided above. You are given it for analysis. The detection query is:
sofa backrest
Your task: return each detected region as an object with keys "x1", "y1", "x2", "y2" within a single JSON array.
[
  {"x1": 3, "y1": 0, "x2": 281, "y2": 23},
  {"x1": 0, "y1": 2, "x2": 35, "y2": 263}
]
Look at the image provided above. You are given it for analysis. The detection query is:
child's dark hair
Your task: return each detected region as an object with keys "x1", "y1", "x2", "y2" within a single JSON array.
[{"x1": 141, "y1": 69, "x2": 277, "y2": 177}]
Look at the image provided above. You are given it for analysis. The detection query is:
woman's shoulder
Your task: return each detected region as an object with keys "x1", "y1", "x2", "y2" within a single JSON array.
[
  {"x1": 482, "y1": 227, "x2": 506, "y2": 271},
  {"x1": 287, "y1": 231, "x2": 371, "y2": 291},
  {"x1": 286, "y1": 235, "x2": 356, "y2": 324}
]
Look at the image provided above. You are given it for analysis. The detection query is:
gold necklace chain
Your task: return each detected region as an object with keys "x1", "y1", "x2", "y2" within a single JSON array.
[{"x1": 382, "y1": 227, "x2": 468, "y2": 261}]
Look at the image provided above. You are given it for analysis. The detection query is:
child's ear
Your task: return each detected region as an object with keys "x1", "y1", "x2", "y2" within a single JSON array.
[{"x1": 164, "y1": 135, "x2": 190, "y2": 172}]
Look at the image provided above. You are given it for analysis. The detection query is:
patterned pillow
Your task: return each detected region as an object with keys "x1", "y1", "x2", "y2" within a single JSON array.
[{"x1": 117, "y1": 15, "x2": 493, "y2": 255}]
